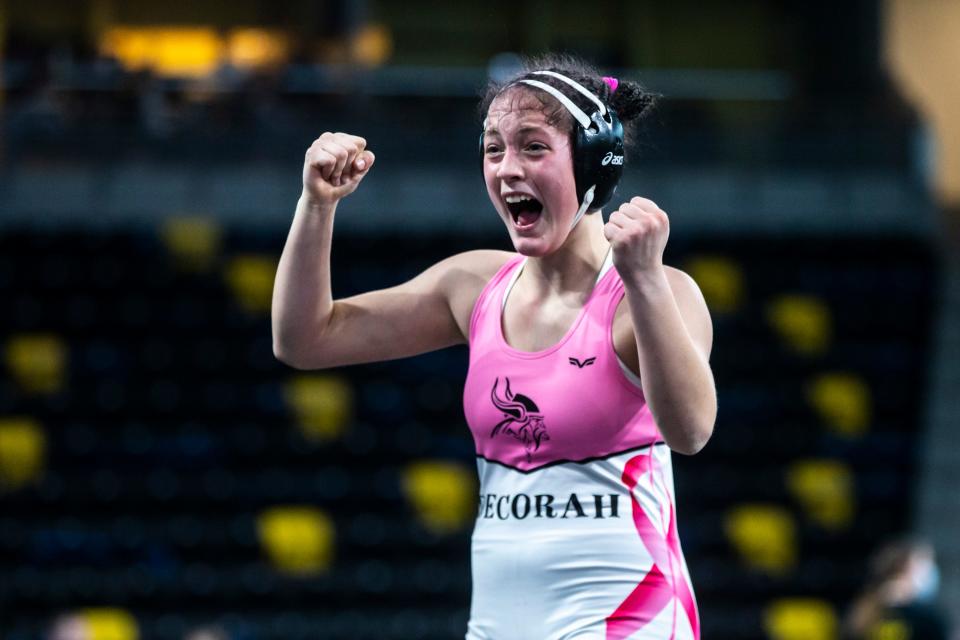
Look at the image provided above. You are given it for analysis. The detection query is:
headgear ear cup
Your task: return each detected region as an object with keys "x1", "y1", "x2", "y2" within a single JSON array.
[{"x1": 573, "y1": 108, "x2": 624, "y2": 210}]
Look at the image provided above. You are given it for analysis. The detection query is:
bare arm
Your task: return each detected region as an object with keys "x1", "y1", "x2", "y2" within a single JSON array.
[
  {"x1": 272, "y1": 132, "x2": 373, "y2": 368},
  {"x1": 606, "y1": 197, "x2": 717, "y2": 455},
  {"x1": 272, "y1": 194, "x2": 336, "y2": 368},
  {"x1": 272, "y1": 131, "x2": 509, "y2": 370},
  {"x1": 275, "y1": 239, "x2": 500, "y2": 369},
  {"x1": 619, "y1": 267, "x2": 716, "y2": 455}
]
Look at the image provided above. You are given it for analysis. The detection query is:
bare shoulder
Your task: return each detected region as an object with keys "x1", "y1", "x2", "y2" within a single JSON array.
[
  {"x1": 660, "y1": 266, "x2": 714, "y2": 357},
  {"x1": 434, "y1": 249, "x2": 515, "y2": 292},
  {"x1": 613, "y1": 266, "x2": 709, "y2": 320},
  {"x1": 436, "y1": 249, "x2": 516, "y2": 339},
  {"x1": 441, "y1": 249, "x2": 516, "y2": 279},
  {"x1": 663, "y1": 266, "x2": 708, "y2": 308}
]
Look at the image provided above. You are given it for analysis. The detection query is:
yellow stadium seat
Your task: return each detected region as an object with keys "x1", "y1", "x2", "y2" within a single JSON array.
[
  {"x1": 257, "y1": 506, "x2": 334, "y2": 574},
  {"x1": 225, "y1": 255, "x2": 278, "y2": 314},
  {"x1": 724, "y1": 504, "x2": 797, "y2": 576},
  {"x1": 868, "y1": 619, "x2": 911, "y2": 640},
  {"x1": 284, "y1": 375, "x2": 353, "y2": 442},
  {"x1": 766, "y1": 295, "x2": 832, "y2": 356},
  {"x1": 684, "y1": 256, "x2": 745, "y2": 314},
  {"x1": 0, "y1": 418, "x2": 45, "y2": 491},
  {"x1": 4, "y1": 334, "x2": 68, "y2": 394},
  {"x1": 161, "y1": 217, "x2": 222, "y2": 272},
  {"x1": 807, "y1": 373, "x2": 871, "y2": 437},
  {"x1": 764, "y1": 598, "x2": 837, "y2": 640},
  {"x1": 402, "y1": 460, "x2": 476, "y2": 534},
  {"x1": 80, "y1": 608, "x2": 139, "y2": 640},
  {"x1": 786, "y1": 459, "x2": 854, "y2": 530}
]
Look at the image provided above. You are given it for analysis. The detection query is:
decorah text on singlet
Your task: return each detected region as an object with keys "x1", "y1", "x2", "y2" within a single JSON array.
[{"x1": 477, "y1": 492, "x2": 621, "y2": 520}]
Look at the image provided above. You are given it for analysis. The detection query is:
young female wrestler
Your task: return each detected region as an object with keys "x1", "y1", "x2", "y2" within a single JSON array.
[{"x1": 272, "y1": 54, "x2": 716, "y2": 639}]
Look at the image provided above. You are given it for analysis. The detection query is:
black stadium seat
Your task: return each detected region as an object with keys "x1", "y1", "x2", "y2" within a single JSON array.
[{"x1": 0, "y1": 229, "x2": 937, "y2": 639}]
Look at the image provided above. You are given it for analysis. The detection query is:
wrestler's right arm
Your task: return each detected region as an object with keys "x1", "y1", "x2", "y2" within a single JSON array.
[{"x1": 271, "y1": 132, "x2": 508, "y2": 370}]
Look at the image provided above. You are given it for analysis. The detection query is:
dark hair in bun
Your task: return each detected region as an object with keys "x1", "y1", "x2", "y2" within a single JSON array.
[{"x1": 479, "y1": 52, "x2": 659, "y2": 154}]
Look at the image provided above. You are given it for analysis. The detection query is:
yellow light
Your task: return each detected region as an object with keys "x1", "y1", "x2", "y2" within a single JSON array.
[
  {"x1": 101, "y1": 28, "x2": 151, "y2": 72},
  {"x1": 228, "y1": 28, "x2": 289, "y2": 70},
  {"x1": 100, "y1": 27, "x2": 224, "y2": 78},
  {"x1": 350, "y1": 23, "x2": 393, "y2": 67}
]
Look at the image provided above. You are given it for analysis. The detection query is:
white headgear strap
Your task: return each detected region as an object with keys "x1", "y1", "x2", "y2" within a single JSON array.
[
  {"x1": 516, "y1": 79, "x2": 591, "y2": 129},
  {"x1": 531, "y1": 70, "x2": 608, "y2": 117},
  {"x1": 570, "y1": 185, "x2": 595, "y2": 229}
]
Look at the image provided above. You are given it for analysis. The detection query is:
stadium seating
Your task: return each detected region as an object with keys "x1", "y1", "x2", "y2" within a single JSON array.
[{"x1": 0, "y1": 228, "x2": 937, "y2": 639}]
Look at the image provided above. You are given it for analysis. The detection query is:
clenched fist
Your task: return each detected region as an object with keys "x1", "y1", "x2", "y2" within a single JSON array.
[
  {"x1": 303, "y1": 132, "x2": 376, "y2": 206},
  {"x1": 603, "y1": 197, "x2": 670, "y2": 285}
]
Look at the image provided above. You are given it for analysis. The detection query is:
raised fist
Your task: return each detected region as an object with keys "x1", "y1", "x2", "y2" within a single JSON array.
[
  {"x1": 603, "y1": 197, "x2": 670, "y2": 284},
  {"x1": 302, "y1": 132, "x2": 376, "y2": 206}
]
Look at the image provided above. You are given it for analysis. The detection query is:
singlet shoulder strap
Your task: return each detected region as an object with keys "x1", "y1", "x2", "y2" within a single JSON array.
[
  {"x1": 593, "y1": 257, "x2": 646, "y2": 393},
  {"x1": 597, "y1": 248, "x2": 615, "y2": 281},
  {"x1": 501, "y1": 257, "x2": 527, "y2": 312}
]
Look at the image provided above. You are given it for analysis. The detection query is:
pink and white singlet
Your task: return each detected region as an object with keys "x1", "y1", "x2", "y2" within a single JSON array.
[{"x1": 462, "y1": 254, "x2": 700, "y2": 640}]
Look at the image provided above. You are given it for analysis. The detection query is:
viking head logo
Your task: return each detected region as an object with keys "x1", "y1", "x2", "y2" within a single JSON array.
[{"x1": 490, "y1": 377, "x2": 549, "y2": 459}]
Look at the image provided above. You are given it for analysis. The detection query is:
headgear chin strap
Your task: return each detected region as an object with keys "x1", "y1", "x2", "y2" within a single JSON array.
[
  {"x1": 570, "y1": 186, "x2": 595, "y2": 230},
  {"x1": 512, "y1": 70, "x2": 625, "y2": 229}
]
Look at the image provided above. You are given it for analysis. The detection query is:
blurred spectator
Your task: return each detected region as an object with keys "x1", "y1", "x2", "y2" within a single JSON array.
[
  {"x1": 183, "y1": 625, "x2": 230, "y2": 640},
  {"x1": 843, "y1": 538, "x2": 952, "y2": 639},
  {"x1": 46, "y1": 614, "x2": 90, "y2": 640}
]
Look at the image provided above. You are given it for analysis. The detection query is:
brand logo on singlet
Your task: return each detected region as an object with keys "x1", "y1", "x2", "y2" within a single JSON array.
[
  {"x1": 602, "y1": 152, "x2": 623, "y2": 166},
  {"x1": 568, "y1": 356, "x2": 596, "y2": 368},
  {"x1": 490, "y1": 377, "x2": 549, "y2": 461}
]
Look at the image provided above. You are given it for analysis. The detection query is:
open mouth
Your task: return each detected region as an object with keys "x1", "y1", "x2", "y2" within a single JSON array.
[{"x1": 504, "y1": 194, "x2": 543, "y2": 227}]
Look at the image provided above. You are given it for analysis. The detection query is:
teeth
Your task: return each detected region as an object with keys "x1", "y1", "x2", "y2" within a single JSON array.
[{"x1": 504, "y1": 194, "x2": 534, "y2": 204}]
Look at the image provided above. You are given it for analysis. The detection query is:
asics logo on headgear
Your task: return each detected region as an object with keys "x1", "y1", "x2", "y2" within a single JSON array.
[{"x1": 602, "y1": 152, "x2": 623, "y2": 166}]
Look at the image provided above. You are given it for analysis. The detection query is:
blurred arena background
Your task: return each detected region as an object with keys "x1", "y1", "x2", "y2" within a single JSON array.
[{"x1": 1, "y1": 0, "x2": 958, "y2": 638}]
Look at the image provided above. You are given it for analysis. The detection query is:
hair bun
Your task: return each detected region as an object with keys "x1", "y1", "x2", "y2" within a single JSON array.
[{"x1": 608, "y1": 80, "x2": 659, "y2": 124}]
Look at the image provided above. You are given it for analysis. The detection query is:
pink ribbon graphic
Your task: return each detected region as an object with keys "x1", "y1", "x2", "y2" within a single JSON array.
[{"x1": 606, "y1": 452, "x2": 700, "y2": 639}]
